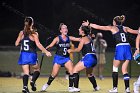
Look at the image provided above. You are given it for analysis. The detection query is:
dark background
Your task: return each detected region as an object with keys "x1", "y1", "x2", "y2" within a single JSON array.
[{"x1": 0, "y1": 0, "x2": 140, "y2": 47}]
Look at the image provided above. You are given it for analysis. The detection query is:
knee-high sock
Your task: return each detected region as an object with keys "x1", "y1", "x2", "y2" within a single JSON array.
[
  {"x1": 112, "y1": 72, "x2": 118, "y2": 88},
  {"x1": 31, "y1": 71, "x2": 40, "y2": 83},
  {"x1": 23, "y1": 74, "x2": 29, "y2": 87},
  {"x1": 69, "y1": 74, "x2": 74, "y2": 87},
  {"x1": 47, "y1": 75, "x2": 55, "y2": 85},
  {"x1": 73, "y1": 73, "x2": 79, "y2": 88},
  {"x1": 88, "y1": 75, "x2": 97, "y2": 89},
  {"x1": 123, "y1": 73, "x2": 130, "y2": 89}
]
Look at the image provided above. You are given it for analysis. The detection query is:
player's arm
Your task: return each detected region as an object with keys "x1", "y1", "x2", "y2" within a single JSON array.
[
  {"x1": 46, "y1": 37, "x2": 58, "y2": 49},
  {"x1": 89, "y1": 23, "x2": 112, "y2": 31},
  {"x1": 125, "y1": 27, "x2": 138, "y2": 34},
  {"x1": 69, "y1": 36, "x2": 81, "y2": 42},
  {"x1": 68, "y1": 38, "x2": 84, "y2": 53},
  {"x1": 82, "y1": 20, "x2": 112, "y2": 31},
  {"x1": 136, "y1": 34, "x2": 140, "y2": 50},
  {"x1": 15, "y1": 31, "x2": 23, "y2": 46},
  {"x1": 33, "y1": 33, "x2": 51, "y2": 56},
  {"x1": 133, "y1": 34, "x2": 140, "y2": 57}
]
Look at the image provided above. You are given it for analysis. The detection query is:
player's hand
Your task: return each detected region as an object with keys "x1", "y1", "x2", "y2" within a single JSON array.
[
  {"x1": 67, "y1": 49, "x2": 72, "y2": 53},
  {"x1": 45, "y1": 51, "x2": 52, "y2": 57},
  {"x1": 138, "y1": 27, "x2": 140, "y2": 34},
  {"x1": 82, "y1": 20, "x2": 89, "y2": 26},
  {"x1": 133, "y1": 49, "x2": 139, "y2": 57}
]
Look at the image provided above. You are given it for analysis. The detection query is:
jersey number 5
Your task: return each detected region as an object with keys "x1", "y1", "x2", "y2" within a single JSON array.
[
  {"x1": 23, "y1": 40, "x2": 29, "y2": 51},
  {"x1": 63, "y1": 48, "x2": 67, "y2": 55}
]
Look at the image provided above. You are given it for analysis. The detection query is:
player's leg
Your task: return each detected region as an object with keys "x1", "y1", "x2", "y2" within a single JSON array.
[
  {"x1": 122, "y1": 60, "x2": 130, "y2": 93},
  {"x1": 22, "y1": 65, "x2": 30, "y2": 93},
  {"x1": 86, "y1": 67, "x2": 100, "y2": 91},
  {"x1": 30, "y1": 63, "x2": 40, "y2": 91},
  {"x1": 41, "y1": 63, "x2": 61, "y2": 91},
  {"x1": 65, "y1": 60, "x2": 74, "y2": 92},
  {"x1": 65, "y1": 70, "x2": 70, "y2": 80},
  {"x1": 134, "y1": 75, "x2": 140, "y2": 93},
  {"x1": 109, "y1": 60, "x2": 120, "y2": 93},
  {"x1": 72, "y1": 61, "x2": 86, "y2": 92}
]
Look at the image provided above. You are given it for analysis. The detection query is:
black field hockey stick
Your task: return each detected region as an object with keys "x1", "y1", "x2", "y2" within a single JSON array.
[
  {"x1": 39, "y1": 53, "x2": 45, "y2": 70},
  {"x1": 39, "y1": 36, "x2": 53, "y2": 70}
]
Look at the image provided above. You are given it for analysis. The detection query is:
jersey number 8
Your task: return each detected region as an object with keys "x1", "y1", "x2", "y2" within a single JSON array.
[{"x1": 120, "y1": 33, "x2": 126, "y2": 42}]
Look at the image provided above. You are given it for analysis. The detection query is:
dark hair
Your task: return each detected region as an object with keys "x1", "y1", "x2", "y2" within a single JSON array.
[
  {"x1": 81, "y1": 26, "x2": 90, "y2": 35},
  {"x1": 24, "y1": 17, "x2": 36, "y2": 35},
  {"x1": 58, "y1": 23, "x2": 65, "y2": 30},
  {"x1": 113, "y1": 15, "x2": 125, "y2": 25}
]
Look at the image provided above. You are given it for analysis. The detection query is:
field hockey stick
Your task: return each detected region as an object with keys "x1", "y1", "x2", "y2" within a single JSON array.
[{"x1": 40, "y1": 53, "x2": 45, "y2": 70}]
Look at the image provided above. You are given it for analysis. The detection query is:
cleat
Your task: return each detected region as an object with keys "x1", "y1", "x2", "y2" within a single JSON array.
[
  {"x1": 68, "y1": 87, "x2": 74, "y2": 92},
  {"x1": 94, "y1": 86, "x2": 100, "y2": 91},
  {"x1": 109, "y1": 87, "x2": 118, "y2": 93},
  {"x1": 41, "y1": 83, "x2": 49, "y2": 92},
  {"x1": 22, "y1": 86, "x2": 30, "y2": 93},
  {"x1": 125, "y1": 87, "x2": 130, "y2": 93},
  {"x1": 72, "y1": 87, "x2": 80, "y2": 92},
  {"x1": 30, "y1": 81, "x2": 36, "y2": 91}
]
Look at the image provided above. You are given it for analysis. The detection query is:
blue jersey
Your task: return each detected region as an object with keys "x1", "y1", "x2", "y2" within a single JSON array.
[
  {"x1": 113, "y1": 25, "x2": 132, "y2": 60},
  {"x1": 81, "y1": 37, "x2": 96, "y2": 56},
  {"x1": 21, "y1": 35, "x2": 37, "y2": 53},
  {"x1": 81, "y1": 36, "x2": 97, "y2": 68},
  {"x1": 53, "y1": 35, "x2": 71, "y2": 66},
  {"x1": 55, "y1": 35, "x2": 70, "y2": 57},
  {"x1": 113, "y1": 25, "x2": 128, "y2": 45},
  {"x1": 18, "y1": 35, "x2": 37, "y2": 65}
]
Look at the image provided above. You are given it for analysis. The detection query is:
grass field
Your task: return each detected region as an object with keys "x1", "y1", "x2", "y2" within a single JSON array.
[
  {"x1": 0, "y1": 77, "x2": 138, "y2": 93},
  {"x1": 0, "y1": 50, "x2": 139, "y2": 76},
  {"x1": 0, "y1": 49, "x2": 140, "y2": 93}
]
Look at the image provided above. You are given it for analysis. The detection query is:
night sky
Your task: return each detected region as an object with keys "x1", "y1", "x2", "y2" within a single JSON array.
[{"x1": 0, "y1": 0, "x2": 140, "y2": 47}]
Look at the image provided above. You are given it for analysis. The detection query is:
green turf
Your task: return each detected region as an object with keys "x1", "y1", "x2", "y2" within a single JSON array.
[
  {"x1": 0, "y1": 77, "x2": 138, "y2": 93},
  {"x1": 0, "y1": 50, "x2": 139, "y2": 76}
]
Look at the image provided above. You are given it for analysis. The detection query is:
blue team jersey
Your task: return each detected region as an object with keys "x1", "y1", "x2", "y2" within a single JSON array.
[
  {"x1": 113, "y1": 25, "x2": 132, "y2": 60},
  {"x1": 81, "y1": 36, "x2": 97, "y2": 68},
  {"x1": 18, "y1": 35, "x2": 38, "y2": 65},
  {"x1": 55, "y1": 35, "x2": 70, "y2": 57},
  {"x1": 54, "y1": 35, "x2": 71, "y2": 66}
]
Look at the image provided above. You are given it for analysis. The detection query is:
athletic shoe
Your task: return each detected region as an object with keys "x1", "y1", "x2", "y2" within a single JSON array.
[
  {"x1": 133, "y1": 82, "x2": 140, "y2": 93},
  {"x1": 125, "y1": 87, "x2": 130, "y2": 93},
  {"x1": 94, "y1": 86, "x2": 100, "y2": 91},
  {"x1": 41, "y1": 83, "x2": 49, "y2": 92},
  {"x1": 22, "y1": 86, "x2": 30, "y2": 93},
  {"x1": 30, "y1": 81, "x2": 36, "y2": 91},
  {"x1": 72, "y1": 87, "x2": 80, "y2": 92},
  {"x1": 68, "y1": 87, "x2": 74, "y2": 92},
  {"x1": 109, "y1": 87, "x2": 118, "y2": 93}
]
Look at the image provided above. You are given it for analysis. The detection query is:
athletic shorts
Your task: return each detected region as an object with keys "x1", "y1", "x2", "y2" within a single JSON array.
[
  {"x1": 53, "y1": 54, "x2": 71, "y2": 67},
  {"x1": 114, "y1": 43, "x2": 132, "y2": 60},
  {"x1": 18, "y1": 51, "x2": 37, "y2": 65},
  {"x1": 81, "y1": 53, "x2": 97, "y2": 68}
]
